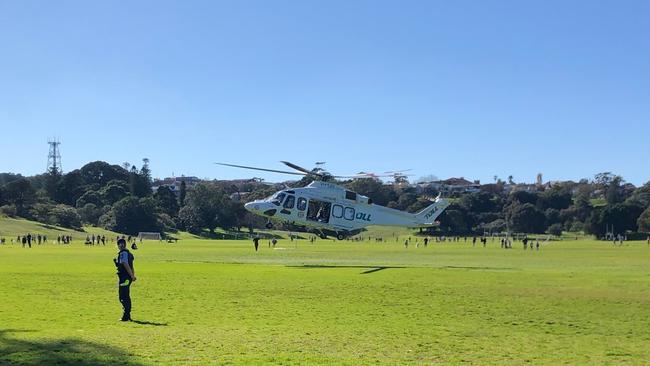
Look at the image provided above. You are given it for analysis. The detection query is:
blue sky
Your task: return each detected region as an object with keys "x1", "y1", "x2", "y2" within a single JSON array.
[{"x1": 1, "y1": 1, "x2": 648, "y2": 185}]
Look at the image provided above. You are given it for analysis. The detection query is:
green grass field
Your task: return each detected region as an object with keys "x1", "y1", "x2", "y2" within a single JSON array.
[{"x1": 2, "y1": 223, "x2": 650, "y2": 365}]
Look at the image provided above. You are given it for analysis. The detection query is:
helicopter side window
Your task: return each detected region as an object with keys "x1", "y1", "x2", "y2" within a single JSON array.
[
  {"x1": 297, "y1": 197, "x2": 307, "y2": 211},
  {"x1": 272, "y1": 193, "x2": 286, "y2": 206},
  {"x1": 344, "y1": 207, "x2": 355, "y2": 221},
  {"x1": 345, "y1": 191, "x2": 357, "y2": 201},
  {"x1": 283, "y1": 195, "x2": 295, "y2": 209},
  {"x1": 332, "y1": 204, "x2": 343, "y2": 218}
]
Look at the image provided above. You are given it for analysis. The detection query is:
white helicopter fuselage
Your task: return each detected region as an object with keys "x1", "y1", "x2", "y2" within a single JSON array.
[{"x1": 244, "y1": 181, "x2": 449, "y2": 238}]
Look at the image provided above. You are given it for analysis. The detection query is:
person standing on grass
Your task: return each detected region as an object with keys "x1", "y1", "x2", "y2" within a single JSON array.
[
  {"x1": 253, "y1": 236, "x2": 260, "y2": 252},
  {"x1": 114, "y1": 238, "x2": 136, "y2": 322}
]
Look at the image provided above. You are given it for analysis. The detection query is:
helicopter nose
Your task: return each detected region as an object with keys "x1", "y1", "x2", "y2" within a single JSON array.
[{"x1": 244, "y1": 202, "x2": 258, "y2": 212}]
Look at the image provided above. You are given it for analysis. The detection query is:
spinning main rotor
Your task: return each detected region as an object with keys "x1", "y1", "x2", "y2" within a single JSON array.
[{"x1": 215, "y1": 161, "x2": 411, "y2": 180}]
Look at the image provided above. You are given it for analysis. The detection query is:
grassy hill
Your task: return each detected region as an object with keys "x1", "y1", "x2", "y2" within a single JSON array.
[{"x1": 0, "y1": 216, "x2": 121, "y2": 240}]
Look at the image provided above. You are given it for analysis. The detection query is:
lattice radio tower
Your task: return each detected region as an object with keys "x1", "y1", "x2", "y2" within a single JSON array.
[{"x1": 47, "y1": 139, "x2": 62, "y2": 174}]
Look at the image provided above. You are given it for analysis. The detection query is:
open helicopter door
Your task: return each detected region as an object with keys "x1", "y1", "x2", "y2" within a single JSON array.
[{"x1": 306, "y1": 199, "x2": 331, "y2": 224}]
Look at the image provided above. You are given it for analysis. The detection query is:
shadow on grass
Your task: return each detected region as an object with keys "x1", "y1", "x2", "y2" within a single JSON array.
[
  {"x1": 287, "y1": 264, "x2": 407, "y2": 274},
  {"x1": 441, "y1": 265, "x2": 516, "y2": 271},
  {"x1": 130, "y1": 319, "x2": 168, "y2": 326},
  {"x1": 0, "y1": 329, "x2": 143, "y2": 366},
  {"x1": 36, "y1": 223, "x2": 68, "y2": 231}
]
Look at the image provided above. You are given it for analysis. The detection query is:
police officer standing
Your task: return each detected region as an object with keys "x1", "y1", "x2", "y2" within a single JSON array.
[{"x1": 114, "y1": 238, "x2": 136, "y2": 321}]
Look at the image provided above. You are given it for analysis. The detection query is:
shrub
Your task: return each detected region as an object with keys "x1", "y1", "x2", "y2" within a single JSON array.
[
  {"x1": 0, "y1": 205, "x2": 17, "y2": 217},
  {"x1": 548, "y1": 223, "x2": 563, "y2": 237}
]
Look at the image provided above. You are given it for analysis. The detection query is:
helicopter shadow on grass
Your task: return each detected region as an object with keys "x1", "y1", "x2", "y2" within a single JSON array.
[
  {"x1": 287, "y1": 264, "x2": 516, "y2": 274},
  {"x1": 440, "y1": 265, "x2": 517, "y2": 271},
  {"x1": 0, "y1": 329, "x2": 144, "y2": 366},
  {"x1": 287, "y1": 264, "x2": 407, "y2": 274}
]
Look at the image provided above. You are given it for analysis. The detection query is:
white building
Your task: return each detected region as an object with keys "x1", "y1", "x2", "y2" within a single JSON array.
[{"x1": 152, "y1": 176, "x2": 201, "y2": 196}]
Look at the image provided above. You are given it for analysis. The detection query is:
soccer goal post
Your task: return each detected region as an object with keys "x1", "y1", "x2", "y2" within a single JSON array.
[{"x1": 138, "y1": 232, "x2": 162, "y2": 240}]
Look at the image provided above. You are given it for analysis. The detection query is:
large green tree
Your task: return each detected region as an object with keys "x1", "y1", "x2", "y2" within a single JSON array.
[
  {"x1": 99, "y1": 180, "x2": 130, "y2": 205},
  {"x1": 49, "y1": 205, "x2": 82, "y2": 229},
  {"x1": 181, "y1": 183, "x2": 244, "y2": 233},
  {"x1": 76, "y1": 190, "x2": 103, "y2": 208},
  {"x1": 585, "y1": 202, "x2": 645, "y2": 237},
  {"x1": 77, "y1": 203, "x2": 103, "y2": 225},
  {"x1": 438, "y1": 208, "x2": 469, "y2": 234},
  {"x1": 4, "y1": 179, "x2": 36, "y2": 217},
  {"x1": 108, "y1": 196, "x2": 161, "y2": 235},
  {"x1": 179, "y1": 180, "x2": 187, "y2": 207},
  {"x1": 638, "y1": 207, "x2": 650, "y2": 233},
  {"x1": 128, "y1": 165, "x2": 152, "y2": 197},
  {"x1": 54, "y1": 170, "x2": 86, "y2": 205},
  {"x1": 185, "y1": 183, "x2": 223, "y2": 232},
  {"x1": 44, "y1": 171, "x2": 62, "y2": 201},
  {"x1": 539, "y1": 186, "x2": 572, "y2": 210},
  {"x1": 154, "y1": 185, "x2": 180, "y2": 217},
  {"x1": 507, "y1": 203, "x2": 547, "y2": 233},
  {"x1": 606, "y1": 176, "x2": 624, "y2": 205},
  {"x1": 626, "y1": 182, "x2": 650, "y2": 209},
  {"x1": 80, "y1": 161, "x2": 129, "y2": 186}
]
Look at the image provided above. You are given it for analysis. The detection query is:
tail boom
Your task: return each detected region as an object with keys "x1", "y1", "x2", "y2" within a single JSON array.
[{"x1": 414, "y1": 196, "x2": 450, "y2": 225}]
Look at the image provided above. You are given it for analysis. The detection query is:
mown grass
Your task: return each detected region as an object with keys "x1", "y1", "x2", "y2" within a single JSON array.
[{"x1": 1, "y1": 227, "x2": 649, "y2": 365}]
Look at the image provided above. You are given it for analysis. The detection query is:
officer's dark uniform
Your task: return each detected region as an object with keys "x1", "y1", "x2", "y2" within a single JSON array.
[{"x1": 114, "y1": 243, "x2": 135, "y2": 321}]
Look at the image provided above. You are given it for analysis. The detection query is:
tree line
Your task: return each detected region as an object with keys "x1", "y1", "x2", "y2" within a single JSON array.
[{"x1": 0, "y1": 162, "x2": 649, "y2": 238}]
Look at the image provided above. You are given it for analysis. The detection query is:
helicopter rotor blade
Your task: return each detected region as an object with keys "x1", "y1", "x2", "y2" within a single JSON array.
[
  {"x1": 215, "y1": 163, "x2": 308, "y2": 176},
  {"x1": 383, "y1": 169, "x2": 413, "y2": 174},
  {"x1": 333, "y1": 172, "x2": 408, "y2": 179},
  {"x1": 280, "y1": 161, "x2": 324, "y2": 177},
  {"x1": 332, "y1": 173, "x2": 385, "y2": 179}
]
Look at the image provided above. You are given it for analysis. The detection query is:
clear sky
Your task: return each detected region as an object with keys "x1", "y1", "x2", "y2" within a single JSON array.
[{"x1": 1, "y1": 1, "x2": 648, "y2": 185}]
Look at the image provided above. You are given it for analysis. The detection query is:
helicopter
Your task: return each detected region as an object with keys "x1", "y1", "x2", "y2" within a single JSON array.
[{"x1": 216, "y1": 162, "x2": 450, "y2": 240}]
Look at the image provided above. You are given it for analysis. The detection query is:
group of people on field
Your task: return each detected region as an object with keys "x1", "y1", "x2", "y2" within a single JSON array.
[
  {"x1": 0, "y1": 234, "x2": 75, "y2": 246},
  {"x1": 14, "y1": 234, "x2": 48, "y2": 247},
  {"x1": 521, "y1": 236, "x2": 540, "y2": 250},
  {"x1": 85, "y1": 234, "x2": 107, "y2": 245}
]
